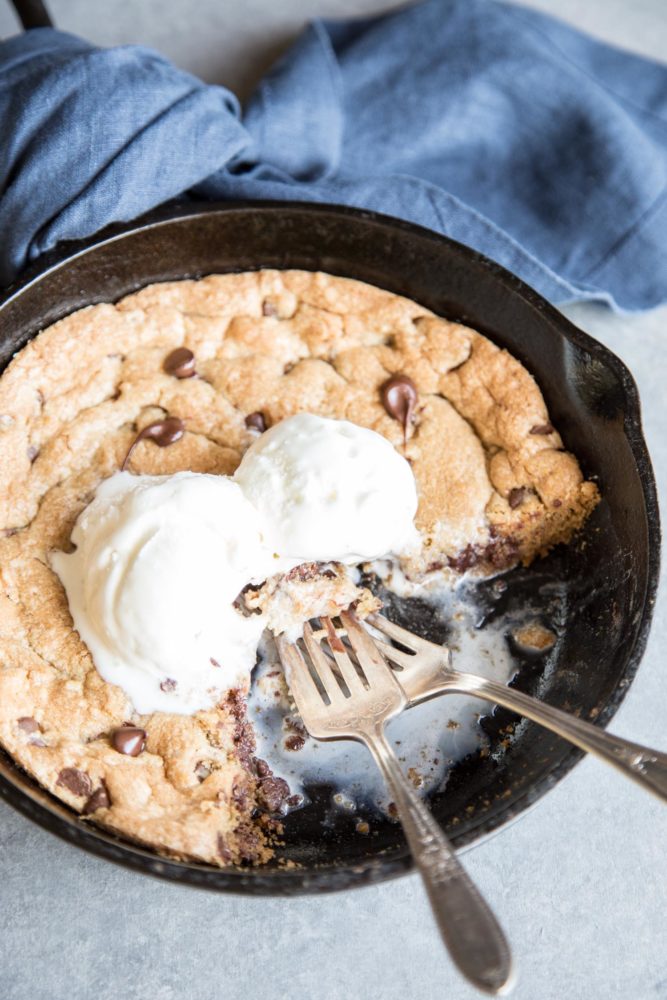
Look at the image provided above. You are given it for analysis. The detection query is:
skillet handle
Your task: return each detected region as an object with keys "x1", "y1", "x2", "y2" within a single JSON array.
[
  {"x1": 447, "y1": 672, "x2": 667, "y2": 803},
  {"x1": 10, "y1": 0, "x2": 53, "y2": 30}
]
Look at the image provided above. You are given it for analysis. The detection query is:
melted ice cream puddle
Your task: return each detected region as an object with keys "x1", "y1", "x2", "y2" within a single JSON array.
[{"x1": 250, "y1": 578, "x2": 526, "y2": 815}]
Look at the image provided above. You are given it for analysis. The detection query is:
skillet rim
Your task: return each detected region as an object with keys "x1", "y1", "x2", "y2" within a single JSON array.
[{"x1": 0, "y1": 200, "x2": 660, "y2": 895}]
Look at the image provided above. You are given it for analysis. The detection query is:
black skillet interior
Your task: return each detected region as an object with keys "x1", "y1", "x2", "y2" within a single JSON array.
[{"x1": 0, "y1": 203, "x2": 660, "y2": 894}]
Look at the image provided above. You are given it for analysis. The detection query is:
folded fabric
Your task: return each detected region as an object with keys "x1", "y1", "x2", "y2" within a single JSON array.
[{"x1": 1, "y1": 0, "x2": 666, "y2": 310}]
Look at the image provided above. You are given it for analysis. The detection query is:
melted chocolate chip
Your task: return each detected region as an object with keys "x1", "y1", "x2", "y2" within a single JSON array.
[
  {"x1": 285, "y1": 562, "x2": 326, "y2": 583},
  {"x1": 257, "y1": 776, "x2": 290, "y2": 813},
  {"x1": 83, "y1": 782, "x2": 111, "y2": 815},
  {"x1": 380, "y1": 374, "x2": 418, "y2": 444},
  {"x1": 232, "y1": 779, "x2": 251, "y2": 811},
  {"x1": 446, "y1": 543, "x2": 487, "y2": 573},
  {"x1": 56, "y1": 768, "x2": 93, "y2": 798},
  {"x1": 121, "y1": 417, "x2": 185, "y2": 471},
  {"x1": 164, "y1": 347, "x2": 196, "y2": 379},
  {"x1": 111, "y1": 726, "x2": 146, "y2": 757},
  {"x1": 262, "y1": 299, "x2": 278, "y2": 317},
  {"x1": 285, "y1": 733, "x2": 306, "y2": 752},
  {"x1": 253, "y1": 757, "x2": 271, "y2": 778},
  {"x1": 233, "y1": 718, "x2": 256, "y2": 771},
  {"x1": 442, "y1": 525, "x2": 523, "y2": 573},
  {"x1": 194, "y1": 761, "x2": 212, "y2": 782},
  {"x1": 17, "y1": 716, "x2": 40, "y2": 733},
  {"x1": 529, "y1": 422, "x2": 554, "y2": 436},
  {"x1": 244, "y1": 411, "x2": 267, "y2": 433},
  {"x1": 27, "y1": 445, "x2": 39, "y2": 463},
  {"x1": 226, "y1": 688, "x2": 257, "y2": 770},
  {"x1": 160, "y1": 678, "x2": 177, "y2": 693}
]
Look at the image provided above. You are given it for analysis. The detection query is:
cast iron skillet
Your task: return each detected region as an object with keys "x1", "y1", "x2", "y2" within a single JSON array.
[{"x1": 0, "y1": 203, "x2": 660, "y2": 895}]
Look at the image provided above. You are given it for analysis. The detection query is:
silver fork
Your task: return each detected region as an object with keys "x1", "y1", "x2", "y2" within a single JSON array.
[
  {"x1": 368, "y1": 612, "x2": 667, "y2": 803},
  {"x1": 276, "y1": 610, "x2": 514, "y2": 996}
]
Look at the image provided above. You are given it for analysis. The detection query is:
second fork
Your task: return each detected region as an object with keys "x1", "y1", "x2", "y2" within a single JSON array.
[{"x1": 277, "y1": 610, "x2": 514, "y2": 996}]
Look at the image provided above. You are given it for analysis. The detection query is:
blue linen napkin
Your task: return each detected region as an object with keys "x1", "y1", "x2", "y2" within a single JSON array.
[{"x1": 1, "y1": 0, "x2": 666, "y2": 310}]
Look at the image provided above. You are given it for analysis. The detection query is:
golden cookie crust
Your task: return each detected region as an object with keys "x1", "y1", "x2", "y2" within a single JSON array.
[{"x1": 0, "y1": 270, "x2": 598, "y2": 865}]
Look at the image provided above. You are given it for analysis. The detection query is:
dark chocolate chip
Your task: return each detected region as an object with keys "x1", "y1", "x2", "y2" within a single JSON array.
[
  {"x1": 160, "y1": 678, "x2": 177, "y2": 693},
  {"x1": 194, "y1": 761, "x2": 211, "y2": 782},
  {"x1": 380, "y1": 374, "x2": 418, "y2": 445},
  {"x1": 56, "y1": 768, "x2": 93, "y2": 798},
  {"x1": 121, "y1": 417, "x2": 185, "y2": 471},
  {"x1": 257, "y1": 776, "x2": 290, "y2": 813},
  {"x1": 261, "y1": 299, "x2": 278, "y2": 317},
  {"x1": 209, "y1": 657, "x2": 221, "y2": 668},
  {"x1": 244, "y1": 411, "x2": 267, "y2": 433},
  {"x1": 27, "y1": 445, "x2": 39, "y2": 463},
  {"x1": 287, "y1": 794, "x2": 304, "y2": 808},
  {"x1": 164, "y1": 347, "x2": 196, "y2": 379},
  {"x1": 529, "y1": 422, "x2": 554, "y2": 435},
  {"x1": 111, "y1": 726, "x2": 146, "y2": 757},
  {"x1": 553, "y1": 499, "x2": 562, "y2": 508},
  {"x1": 508, "y1": 487, "x2": 528, "y2": 509},
  {"x1": 17, "y1": 716, "x2": 40, "y2": 733},
  {"x1": 83, "y1": 782, "x2": 111, "y2": 815}
]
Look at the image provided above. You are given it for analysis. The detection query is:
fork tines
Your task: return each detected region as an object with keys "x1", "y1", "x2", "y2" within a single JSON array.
[{"x1": 276, "y1": 609, "x2": 407, "y2": 725}]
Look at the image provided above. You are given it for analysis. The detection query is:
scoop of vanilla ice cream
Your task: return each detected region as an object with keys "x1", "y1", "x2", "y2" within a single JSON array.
[
  {"x1": 234, "y1": 413, "x2": 419, "y2": 564},
  {"x1": 53, "y1": 415, "x2": 420, "y2": 717},
  {"x1": 51, "y1": 472, "x2": 273, "y2": 715}
]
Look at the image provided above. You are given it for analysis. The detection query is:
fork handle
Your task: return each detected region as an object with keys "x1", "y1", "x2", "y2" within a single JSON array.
[
  {"x1": 362, "y1": 726, "x2": 513, "y2": 995},
  {"x1": 442, "y1": 673, "x2": 667, "y2": 803}
]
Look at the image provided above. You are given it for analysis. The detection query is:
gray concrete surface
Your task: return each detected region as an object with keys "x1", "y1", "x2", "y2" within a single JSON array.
[{"x1": 1, "y1": 2, "x2": 666, "y2": 999}]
